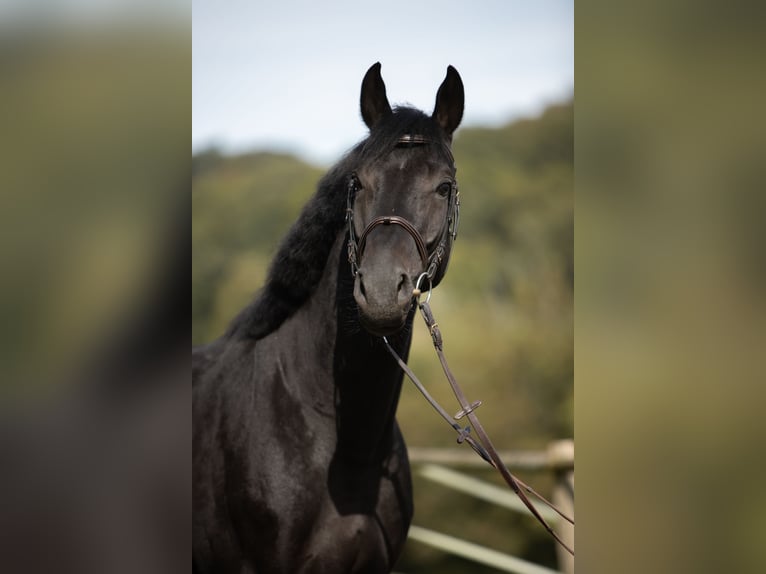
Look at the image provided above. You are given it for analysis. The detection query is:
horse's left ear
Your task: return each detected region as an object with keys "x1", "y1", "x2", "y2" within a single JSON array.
[{"x1": 432, "y1": 65, "x2": 464, "y2": 138}]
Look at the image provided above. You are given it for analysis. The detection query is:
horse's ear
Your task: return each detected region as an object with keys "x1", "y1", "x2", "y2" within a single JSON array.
[
  {"x1": 360, "y1": 62, "x2": 392, "y2": 130},
  {"x1": 432, "y1": 65, "x2": 464, "y2": 137}
]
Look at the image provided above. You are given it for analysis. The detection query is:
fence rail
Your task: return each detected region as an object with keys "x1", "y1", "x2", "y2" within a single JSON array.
[
  {"x1": 408, "y1": 442, "x2": 574, "y2": 471},
  {"x1": 403, "y1": 440, "x2": 574, "y2": 574},
  {"x1": 407, "y1": 525, "x2": 560, "y2": 574}
]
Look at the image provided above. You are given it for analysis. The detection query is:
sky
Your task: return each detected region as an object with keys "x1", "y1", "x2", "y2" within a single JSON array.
[{"x1": 193, "y1": 0, "x2": 573, "y2": 165}]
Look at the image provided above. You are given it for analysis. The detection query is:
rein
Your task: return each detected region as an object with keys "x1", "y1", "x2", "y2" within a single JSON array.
[{"x1": 383, "y1": 290, "x2": 575, "y2": 557}]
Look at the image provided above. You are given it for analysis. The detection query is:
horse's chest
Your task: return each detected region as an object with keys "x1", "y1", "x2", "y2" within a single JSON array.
[
  {"x1": 296, "y1": 510, "x2": 390, "y2": 573},
  {"x1": 246, "y1": 446, "x2": 411, "y2": 573}
]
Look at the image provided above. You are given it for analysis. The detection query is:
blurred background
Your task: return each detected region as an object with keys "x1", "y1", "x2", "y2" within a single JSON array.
[
  {"x1": 576, "y1": 2, "x2": 766, "y2": 573},
  {"x1": 0, "y1": 3, "x2": 189, "y2": 574},
  {"x1": 193, "y1": 1, "x2": 573, "y2": 572}
]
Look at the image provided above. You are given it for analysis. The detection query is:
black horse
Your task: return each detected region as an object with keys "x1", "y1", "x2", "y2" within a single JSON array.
[{"x1": 193, "y1": 63, "x2": 464, "y2": 573}]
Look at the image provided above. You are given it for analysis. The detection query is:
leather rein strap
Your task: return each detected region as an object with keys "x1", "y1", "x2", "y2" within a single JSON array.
[{"x1": 384, "y1": 284, "x2": 576, "y2": 558}]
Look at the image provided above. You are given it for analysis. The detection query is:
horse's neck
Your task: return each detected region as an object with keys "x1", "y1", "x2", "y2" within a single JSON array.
[
  {"x1": 300, "y1": 234, "x2": 412, "y2": 465},
  {"x1": 332, "y1": 320, "x2": 411, "y2": 465}
]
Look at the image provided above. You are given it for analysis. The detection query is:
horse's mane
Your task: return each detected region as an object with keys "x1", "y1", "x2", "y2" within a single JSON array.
[{"x1": 226, "y1": 106, "x2": 449, "y2": 340}]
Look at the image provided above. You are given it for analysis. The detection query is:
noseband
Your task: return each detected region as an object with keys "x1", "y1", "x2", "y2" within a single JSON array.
[
  {"x1": 357, "y1": 215, "x2": 429, "y2": 269},
  {"x1": 345, "y1": 135, "x2": 460, "y2": 286}
]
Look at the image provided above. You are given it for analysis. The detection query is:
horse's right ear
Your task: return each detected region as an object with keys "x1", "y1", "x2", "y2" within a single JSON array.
[{"x1": 360, "y1": 62, "x2": 392, "y2": 130}]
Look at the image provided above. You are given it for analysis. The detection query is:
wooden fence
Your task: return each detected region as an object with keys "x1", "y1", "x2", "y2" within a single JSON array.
[{"x1": 399, "y1": 439, "x2": 574, "y2": 574}]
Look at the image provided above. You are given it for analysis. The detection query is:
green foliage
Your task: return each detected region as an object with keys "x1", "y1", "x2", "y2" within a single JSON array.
[
  {"x1": 192, "y1": 151, "x2": 323, "y2": 343},
  {"x1": 192, "y1": 100, "x2": 573, "y2": 568}
]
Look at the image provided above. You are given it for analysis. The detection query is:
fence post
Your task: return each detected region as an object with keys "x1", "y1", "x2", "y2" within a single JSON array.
[{"x1": 548, "y1": 439, "x2": 574, "y2": 574}]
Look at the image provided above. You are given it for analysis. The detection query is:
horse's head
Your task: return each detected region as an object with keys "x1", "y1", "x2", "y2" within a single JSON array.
[{"x1": 347, "y1": 63, "x2": 464, "y2": 336}]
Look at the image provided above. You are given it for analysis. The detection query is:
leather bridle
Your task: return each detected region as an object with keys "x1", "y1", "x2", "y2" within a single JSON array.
[{"x1": 345, "y1": 135, "x2": 460, "y2": 287}]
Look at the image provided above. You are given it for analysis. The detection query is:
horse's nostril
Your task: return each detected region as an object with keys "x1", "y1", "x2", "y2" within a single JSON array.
[
  {"x1": 397, "y1": 274, "x2": 407, "y2": 292},
  {"x1": 359, "y1": 277, "x2": 367, "y2": 299}
]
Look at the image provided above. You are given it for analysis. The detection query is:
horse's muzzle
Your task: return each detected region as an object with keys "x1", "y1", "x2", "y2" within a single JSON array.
[{"x1": 353, "y1": 268, "x2": 414, "y2": 336}]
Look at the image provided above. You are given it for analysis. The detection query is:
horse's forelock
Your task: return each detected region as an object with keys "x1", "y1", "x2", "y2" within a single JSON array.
[{"x1": 356, "y1": 106, "x2": 449, "y2": 166}]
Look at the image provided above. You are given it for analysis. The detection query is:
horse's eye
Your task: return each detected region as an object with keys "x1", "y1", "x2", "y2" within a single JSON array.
[{"x1": 437, "y1": 181, "x2": 452, "y2": 197}]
